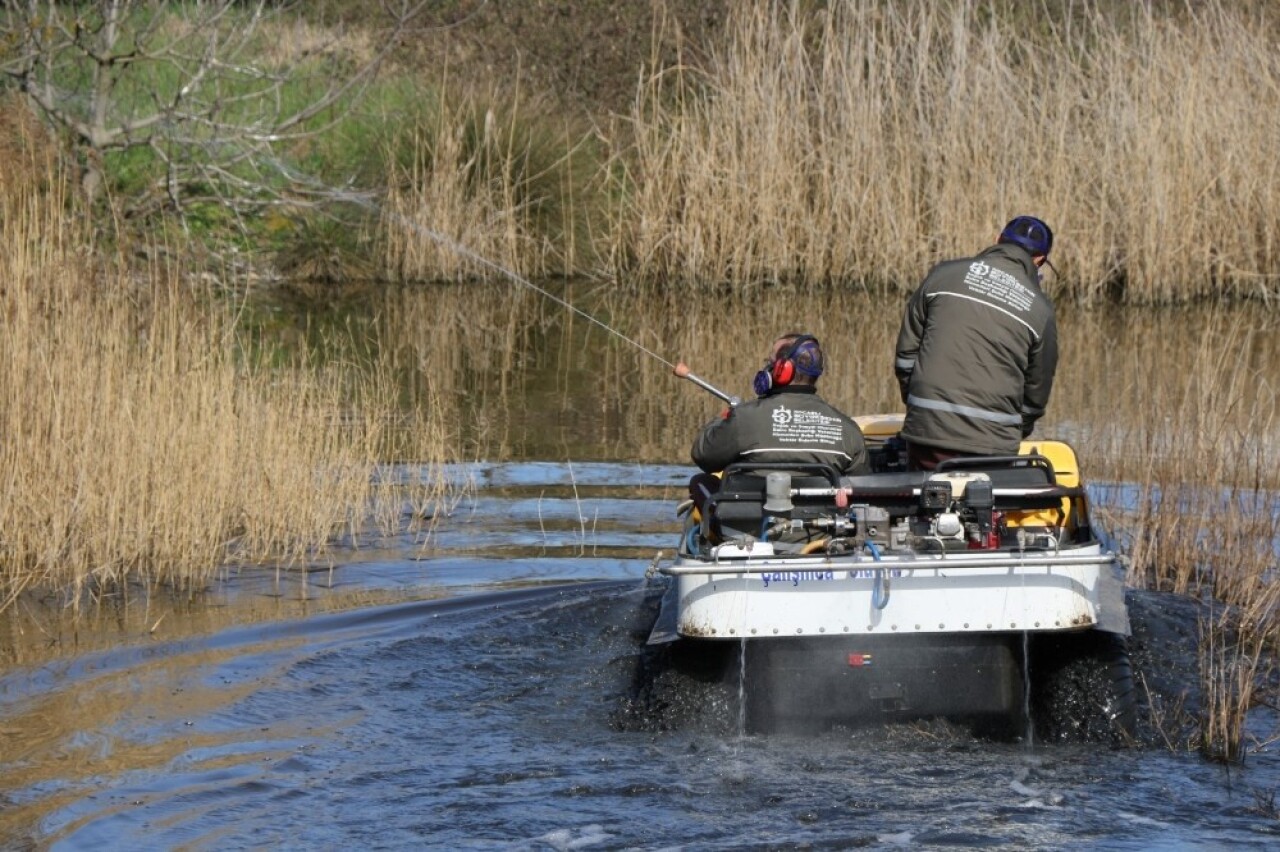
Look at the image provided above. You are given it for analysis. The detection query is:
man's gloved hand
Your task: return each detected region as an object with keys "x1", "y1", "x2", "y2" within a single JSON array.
[{"x1": 1021, "y1": 415, "x2": 1036, "y2": 439}]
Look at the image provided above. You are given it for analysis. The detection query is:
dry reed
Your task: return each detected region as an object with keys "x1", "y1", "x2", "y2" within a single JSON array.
[
  {"x1": 1057, "y1": 302, "x2": 1280, "y2": 761},
  {"x1": 1069, "y1": 306, "x2": 1280, "y2": 591},
  {"x1": 0, "y1": 109, "x2": 458, "y2": 615},
  {"x1": 377, "y1": 89, "x2": 599, "y2": 283},
  {"x1": 610, "y1": 0, "x2": 1280, "y2": 303},
  {"x1": 1197, "y1": 604, "x2": 1274, "y2": 763}
]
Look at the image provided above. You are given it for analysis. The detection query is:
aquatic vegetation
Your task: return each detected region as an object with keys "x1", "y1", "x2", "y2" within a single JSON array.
[
  {"x1": 375, "y1": 85, "x2": 604, "y2": 283},
  {"x1": 7, "y1": 2, "x2": 1278, "y2": 302},
  {"x1": 610, "y1": 1, "x2": 1280, "y2": 303},
  {"x1": 0, "y1": 109, "x2": 461, "y2": 616}
]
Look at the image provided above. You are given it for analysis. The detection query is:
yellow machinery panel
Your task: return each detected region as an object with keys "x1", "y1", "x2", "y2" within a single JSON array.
[
  {"x1": 850, "y1": 414, "x2": 1081, "y2": 530},
  {"x1": 1006, "y1": 439, "x2": 1079, "y2": 529},
  {"x1": 854, "y1": 413, "x2": 905, "y2": 442}
]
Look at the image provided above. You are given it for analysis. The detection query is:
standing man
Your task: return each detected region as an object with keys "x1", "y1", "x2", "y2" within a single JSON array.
[
  {"x1": 689, "y1": 332, "x2": 869, "y2": 512},
  {"x1": 894, "y1": 216, "x2": 1059, "y2": 471}
]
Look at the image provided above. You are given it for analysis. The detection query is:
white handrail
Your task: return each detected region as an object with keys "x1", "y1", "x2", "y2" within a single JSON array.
[{"x1": 658, "y1": 551, "x2": 1118, "y2": 576}]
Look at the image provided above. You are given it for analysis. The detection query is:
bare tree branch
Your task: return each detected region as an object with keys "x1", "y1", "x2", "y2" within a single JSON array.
[{"x1": 0, "y1": 0, "x2": 431, "y2": 215}]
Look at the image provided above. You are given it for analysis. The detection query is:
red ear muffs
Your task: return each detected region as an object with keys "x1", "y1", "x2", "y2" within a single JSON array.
[
  {"x1": 755, "y1": 334, "x2": 819, "y2": 397},
  {"x1": 772, "y1": 334, "x2": 817, "y2": 387},
  {"x1": 770, "y1": 358, "x2": 795, "y2": 386}
]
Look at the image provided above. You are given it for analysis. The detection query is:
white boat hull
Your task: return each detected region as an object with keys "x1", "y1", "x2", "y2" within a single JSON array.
[
  {"x1": 649, "y1": 423, "x2": 1137, "y2": 736},
  {"x1": 665, "y1": 544, "x2": 1129, "y2": 640}
]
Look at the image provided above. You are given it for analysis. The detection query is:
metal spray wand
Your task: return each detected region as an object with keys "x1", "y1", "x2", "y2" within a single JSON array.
[{"x1": 673, "y1": 362, "x2": 740, "y2": 409}]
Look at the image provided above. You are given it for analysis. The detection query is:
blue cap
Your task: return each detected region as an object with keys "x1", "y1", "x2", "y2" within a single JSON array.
[
  {"x1": 999, "y1": 216, "x2": 1053, "y2": 257},
  {"x1": 792, "y1": 338, "x2": 823, "y2": 378}
]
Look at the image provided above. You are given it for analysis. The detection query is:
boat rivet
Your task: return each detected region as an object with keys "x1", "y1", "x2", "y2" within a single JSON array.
[
  {"x1": 964, "y1": 623, "x2": 970, "y2": 628},
  {"x1": 796, "y1": 628, "x2": 803, "y2": 634},
  {"x1": 819, "y1": 627, "x2": 825, "y2": 633},
  {"x1": 987, "y1": 623, "x2": 992, "y2": 629},
  {"x1": 1010, "y1": 622, "x2": 1017, "y2": 629},
  {"x1": 773, "y1": 628, "x2": 779, "y2": 635},
  {"x1": 729, "y1": 629, "x2": 737, "y2": 635},
  {"x1": 891, "y1": 624, "x2": 898, "y2": 631},
  {"x1": 914, "y1": 624, "x2": 921, "y2": 630},
  {"x1": 938, "y1": 623, "x2": 945, "y2": 629},
  {"x1": 1034, "y1": 622, "x2": 1040, "y2": 628},
  {"x1": 751, "y1": 628, "x2": 757, "y2": 635}
]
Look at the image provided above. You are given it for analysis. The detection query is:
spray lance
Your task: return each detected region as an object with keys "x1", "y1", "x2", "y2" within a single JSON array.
[
  {"x1": 262, "y1": 160, "x2": 751, "y2": 411},
  {"x1": 672, "y1": 362, "x2": 740, "y2": 409}
]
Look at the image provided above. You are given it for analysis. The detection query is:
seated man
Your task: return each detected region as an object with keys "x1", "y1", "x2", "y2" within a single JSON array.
[{"x1": 688, "y1": 333, "x2": 870, "y2": 518}]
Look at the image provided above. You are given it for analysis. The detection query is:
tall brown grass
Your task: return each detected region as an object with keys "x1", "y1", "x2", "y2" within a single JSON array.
[
  {"x1": 610, "y1": 0, "x2": 1280, "y2": 303},
  {"x1": 1058, "y1": 302, "x2": 1280, "y2": 761},
  {"x1": 1062, "y1": 306, "x2": 1280, "y2": 591},
  {"x1": 377, "y1": 89, "x2": 601, "y2": 283},
  {"x1": 0, "y1": 109, "x2": 458, "y2": 616}
]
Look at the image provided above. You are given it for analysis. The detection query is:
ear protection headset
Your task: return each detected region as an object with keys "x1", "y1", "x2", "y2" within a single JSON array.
[{"x1": 753, "y1": 334, "x2": 820, "y2": 397}]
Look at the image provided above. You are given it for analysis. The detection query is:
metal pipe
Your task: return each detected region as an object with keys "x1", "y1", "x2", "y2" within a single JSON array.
[
  {"x1": 673, "y1": 362, "x2": 740, "y2": 408},
  {"x1": 658, "y1": 551, "x2": 1119, "y2": 576},
  {"x1": 788, "y1": 486, "x2": 1063, "y2": 498}
]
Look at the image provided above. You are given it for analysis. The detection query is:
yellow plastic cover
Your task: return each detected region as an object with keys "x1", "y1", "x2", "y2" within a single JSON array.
[
  {"x1": 853, "y1": 413, "x2": 905, "y2": 441},
  {"x1": 1005, "y1": 439, "x2": 1080, "y2": 528}
]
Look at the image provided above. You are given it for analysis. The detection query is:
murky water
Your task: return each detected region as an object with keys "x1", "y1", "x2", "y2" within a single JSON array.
[{"x1": 4, "y1": 462, "x2": 1280, "y2": 849}]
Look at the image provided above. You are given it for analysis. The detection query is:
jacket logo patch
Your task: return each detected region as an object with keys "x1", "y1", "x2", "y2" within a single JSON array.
[
  {"x1": 965, "y1": 261, "x2": 1035, "y2": 312},
  {"x1": 771, "y1": 405, "x2": 843, "y2": 445}
]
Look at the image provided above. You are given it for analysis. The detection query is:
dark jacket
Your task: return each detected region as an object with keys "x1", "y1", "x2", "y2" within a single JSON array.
[
  {"x1": 691, "y1": 385, "x2": 870, "y2": 475},
  {"x1": 894, "y1": 243, "x2": 1058, "y2": 455}
]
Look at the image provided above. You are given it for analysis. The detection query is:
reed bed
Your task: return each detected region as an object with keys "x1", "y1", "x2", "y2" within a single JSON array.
[
  {"x1": 0, "y1": 118, "x2": 458, "y2": 616},
  {"x1": 610, "y1": 0, "x2": 1280, "y2": 303},
  {"x1": 1055, "y1": 302, "x2": 1280, "y2": 761},
  {"x1": 377, "y1": 90, "x2": 601, "y2": 284}
]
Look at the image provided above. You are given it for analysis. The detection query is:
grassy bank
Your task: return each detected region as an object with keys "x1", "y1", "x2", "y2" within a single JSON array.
[{"x1": 302, "y1": 0, "x2": 1280, "y2": 303}]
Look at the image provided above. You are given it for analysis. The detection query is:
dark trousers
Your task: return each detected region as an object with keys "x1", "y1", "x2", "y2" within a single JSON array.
[{"x1": 688, "y1": 472, "x2": 721, "y2": 515}]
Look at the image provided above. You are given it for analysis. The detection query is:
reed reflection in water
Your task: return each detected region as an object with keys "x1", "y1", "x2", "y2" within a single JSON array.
[
  {"x1": 373, "y1": 281, "x2": 1280, "y2": 630},
  {"x1": 365, "y1": 283, "x2": 1280, "y2": 479}
]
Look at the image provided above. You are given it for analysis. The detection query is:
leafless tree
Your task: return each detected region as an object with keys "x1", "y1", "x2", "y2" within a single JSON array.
[{"x1": 0, "y1": 0, "x2": 430, "y2": 222}]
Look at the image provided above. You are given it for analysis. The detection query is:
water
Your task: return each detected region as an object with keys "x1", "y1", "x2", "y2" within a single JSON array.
[{"x1": 3, "y1": 462, "x2": 1280, "y2": 849}]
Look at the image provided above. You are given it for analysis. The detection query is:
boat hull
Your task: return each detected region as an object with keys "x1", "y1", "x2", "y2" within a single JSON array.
[
  {"x1": 650, "y1": 425, "x2": 1138, "y2": 738},
  {"x1": 739, "y1": 632, "x2": 1024, "y2": 734},
  {"x1": 664, "y1": 545, "x2": 1129, "y2": 641}
]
